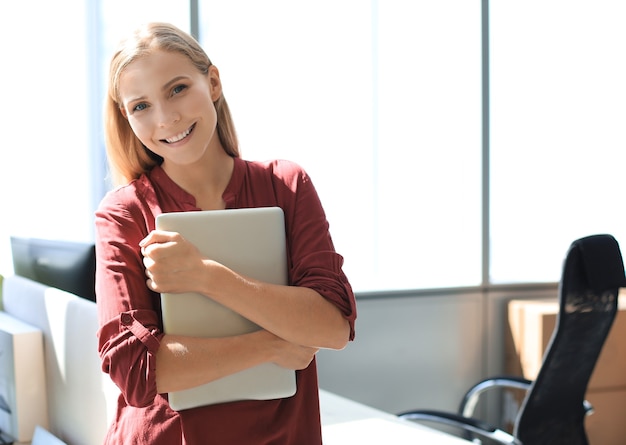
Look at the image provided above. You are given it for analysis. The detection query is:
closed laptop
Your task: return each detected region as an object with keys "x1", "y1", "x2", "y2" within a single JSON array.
[{"x1": 156, "y1": 206, "x2": 296, "y2": 411}]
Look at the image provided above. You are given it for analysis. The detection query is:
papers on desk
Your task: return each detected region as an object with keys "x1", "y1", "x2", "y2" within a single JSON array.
[
  {"x1": 32, "y1": 426, "x2": 67, "y2": 445},
  {"x1": 323, "y1": 417, "x2": 470, "y2": 444},
  {"x1": 320, "y1": 390, "x2": 471, "y2": 444}
]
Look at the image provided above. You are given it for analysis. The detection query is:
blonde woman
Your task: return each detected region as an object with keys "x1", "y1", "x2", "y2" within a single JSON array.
[{"x1": 96, "y1": 22, "x2": 356, "y2": 445}]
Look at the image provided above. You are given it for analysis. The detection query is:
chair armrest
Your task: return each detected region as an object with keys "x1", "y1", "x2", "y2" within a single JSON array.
[
  {"x1": 459, "y1": 376, "x2": 532, "y2": 417},
  {"x1": 397, "y1": 410, "x2": 521, "y2": 445},
  {"x1": 459, "y1": 376, "x2": 595, "y2": 418}
]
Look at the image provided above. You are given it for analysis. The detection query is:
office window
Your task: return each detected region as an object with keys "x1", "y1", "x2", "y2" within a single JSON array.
[
  {"x1": 199, "y1": 0, "x2": 482, "y2": 291},
  {"x1": 0, "y1": 0, "x2": 92, "y2": 274},
  {"x1": 489, "y1": 0, "x2": 626, "y2": 283},
  {"x1": 100, "y1": 0, "x2": 190, "y2": 58},
  {"x1": 0, "y1": 0, "x2": 190, "y2": 275},
  {"x1": 7, "y1": 2, "x2": 622, "y2": 291}
]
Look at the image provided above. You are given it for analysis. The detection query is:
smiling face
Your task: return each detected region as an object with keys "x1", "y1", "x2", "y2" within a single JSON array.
[{"x1": 118, "y1": 49, "x2": 224, "y2": 170}]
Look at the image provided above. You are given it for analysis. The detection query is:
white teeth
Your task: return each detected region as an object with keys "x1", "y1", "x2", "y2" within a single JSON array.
[{"x1": 165, "y1": 127, "x2": 192, "y2": 143}]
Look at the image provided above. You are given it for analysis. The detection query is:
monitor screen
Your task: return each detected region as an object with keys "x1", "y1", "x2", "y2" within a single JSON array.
[{"x1": 10, "y1": 237, "x2": 96, "y2": 302}]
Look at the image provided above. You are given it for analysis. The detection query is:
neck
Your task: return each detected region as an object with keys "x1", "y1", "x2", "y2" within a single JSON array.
[{"x1": 162, "y1": 148, "x2": 235, "y2": 211}]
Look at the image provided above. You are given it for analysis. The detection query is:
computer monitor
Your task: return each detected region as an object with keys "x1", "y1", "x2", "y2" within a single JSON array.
[{"x1": 10, "y1": 236, "x2": 96, "y2": 302}]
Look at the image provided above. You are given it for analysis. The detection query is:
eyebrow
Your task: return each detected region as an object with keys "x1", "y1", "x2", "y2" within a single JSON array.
[{"x1": 162, "y1": 75, "x2": 190, "y2": 92}]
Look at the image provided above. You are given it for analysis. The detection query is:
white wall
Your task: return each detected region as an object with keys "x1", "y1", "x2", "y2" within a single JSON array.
[
  {"x1": 317, "y1": 285, "x2": 558, "y2": 418},
  {"x1": 317, "y1": 292, "x2": 484, "y2": 414}
]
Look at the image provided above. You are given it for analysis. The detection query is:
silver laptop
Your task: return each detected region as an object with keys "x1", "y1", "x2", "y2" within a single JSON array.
[{"x1": 156, "y1": 207, "x2": 296, "y2": 410}]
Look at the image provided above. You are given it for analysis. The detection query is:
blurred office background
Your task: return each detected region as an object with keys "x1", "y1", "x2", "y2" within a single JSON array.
[{"x1": 1, "y1": 0, "x2": 625, "y2": 416}]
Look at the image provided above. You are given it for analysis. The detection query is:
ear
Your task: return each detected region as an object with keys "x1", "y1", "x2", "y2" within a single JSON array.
[
  {"x1": 207, "y1": 65, "x2": 223, "y2": 102},
  {"x1": 119, "y1": 105, "x2": 128, "y2": 119}
]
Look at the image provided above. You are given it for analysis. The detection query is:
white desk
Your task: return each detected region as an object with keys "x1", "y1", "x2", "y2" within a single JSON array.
[{"x1": 320, "y1": 390, "x2": 471, "y2": 444}]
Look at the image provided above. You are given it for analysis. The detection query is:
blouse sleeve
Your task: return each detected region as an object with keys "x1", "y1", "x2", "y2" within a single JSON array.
[
  {"x1": 273, "y1": 161, "x2": 357, "y2": 340},
  {"x1": 94, "y1": 186, "x2": 164, "y2": 407}
]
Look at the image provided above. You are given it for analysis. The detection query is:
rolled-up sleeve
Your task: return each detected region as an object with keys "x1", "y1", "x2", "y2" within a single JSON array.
[
  {"x1": 95, "y1": 184, "x2": 165, "y2": 407},
  {"x1": 273, "y1": 162, "x2": 357, "y2": 340},
  {"x1": 99, "y1": 310, "x2": 162, "y2": 406}
]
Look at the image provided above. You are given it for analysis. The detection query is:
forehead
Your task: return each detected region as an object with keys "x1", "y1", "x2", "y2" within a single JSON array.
[{"x1": 118, "y1": 50, "x2": 200, "y2": 98}]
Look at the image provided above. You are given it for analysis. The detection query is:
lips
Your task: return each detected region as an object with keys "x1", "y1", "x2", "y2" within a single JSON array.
[{"x1": 163, "y1": 123, "x2": 195, "y2": 143}]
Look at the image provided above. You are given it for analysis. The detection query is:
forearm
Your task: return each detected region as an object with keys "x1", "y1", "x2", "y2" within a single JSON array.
[
  {"x1": 155, "y1": 331, "x2": 270, "y2": 393},
  {"x1": 199, "y1": 260, "x2": 350, "y2": 350},
  {"x1": 139, "y1": 231, "x2": 352, "y2": 350},
  {"x1": 155, "y1": 328, "x2": 319, "y2": 394}
]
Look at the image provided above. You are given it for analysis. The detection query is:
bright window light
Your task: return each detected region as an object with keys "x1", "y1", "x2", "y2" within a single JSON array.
[
  {"x1": 199, "y1": 0, "x2": 482, "y2": 291},
  {"x1": 490, "y1": 0, "x2": 626, "y2": 283}
]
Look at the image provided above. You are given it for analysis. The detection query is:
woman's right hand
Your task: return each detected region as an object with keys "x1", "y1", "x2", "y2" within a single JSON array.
[{"x1": 140, "y1": 230, "x2": 208, "y2": 294}]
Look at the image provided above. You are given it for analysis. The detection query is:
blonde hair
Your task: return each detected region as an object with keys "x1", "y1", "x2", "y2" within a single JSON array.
[{"x1": 104, "y1": 22, "x2": 239, "y2": 186}]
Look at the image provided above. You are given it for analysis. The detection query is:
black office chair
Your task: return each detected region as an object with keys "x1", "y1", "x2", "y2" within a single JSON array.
[{"x1": 398, "y1": 234, "x2": 626, "y2": 445}]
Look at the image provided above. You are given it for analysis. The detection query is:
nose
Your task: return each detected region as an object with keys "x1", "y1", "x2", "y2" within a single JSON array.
[{"x1": 157, "y1": 103, "x2": 180, "y2": 127}]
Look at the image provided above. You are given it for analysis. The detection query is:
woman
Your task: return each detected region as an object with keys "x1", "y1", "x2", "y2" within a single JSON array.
[{"x1": 95, "y1": 22, "x2": 357, "y2": 444}]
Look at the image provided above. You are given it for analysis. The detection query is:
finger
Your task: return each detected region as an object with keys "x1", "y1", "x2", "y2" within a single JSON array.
[
  {"x1": 141, "y1": 239, "x2": 179, "y2": 261},
  {"x1": 142, "y1": 254, "x2": 156, "y2": 270},
  {"x1": 146, "y1": 277, "x2": 158, "y2": 292},
  {"x1": 139, "y1": 230, "x2": 180, "y2": 249}
]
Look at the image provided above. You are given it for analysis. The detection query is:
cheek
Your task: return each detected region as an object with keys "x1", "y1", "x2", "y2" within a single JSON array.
[
  {"x1": 190, "y1": 91, "x2": 218, "y2": 122},
  {"x1": 204, "y1": 102, "x2": 219, "y2": 127},
  {"x1": 128, "y1": 118, "x2": 151, "y2": 143},
  {"x1": 128, "y1": 121, "x2": 162, "y2": 154}
]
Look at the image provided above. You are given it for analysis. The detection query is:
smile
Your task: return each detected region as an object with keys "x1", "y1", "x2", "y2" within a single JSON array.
[{"x1": 163, "y1": 123, "x2": 195, "y2": 143}]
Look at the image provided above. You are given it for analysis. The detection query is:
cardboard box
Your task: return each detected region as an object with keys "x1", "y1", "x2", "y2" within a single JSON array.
[
  {"x1": 585, "y1": 388, "x2": 626, "y2": 445},
  {"x1": 507, "y1": 295, "x2": 626, "y2": 389},
  {"x1": 504, "y1": 292, "x2": 626, "y2": 443}
]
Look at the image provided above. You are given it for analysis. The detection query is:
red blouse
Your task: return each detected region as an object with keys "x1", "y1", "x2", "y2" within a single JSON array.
[{"x1": 95, "y1": 158, "x2": 357, "y2": 445}]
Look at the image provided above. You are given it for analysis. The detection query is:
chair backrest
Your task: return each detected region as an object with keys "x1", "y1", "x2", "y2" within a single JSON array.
[{"x1": 514, "y1": 234, "x2": 626, "y2": 445}]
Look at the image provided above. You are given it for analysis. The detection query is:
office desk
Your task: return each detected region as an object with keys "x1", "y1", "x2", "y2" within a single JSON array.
[
  {"x1": 320, "y1": 390, "x2": 471, "y2": 444},
  {"x1": 18, "y1": 390, "x2": 470, "y2": 445}
]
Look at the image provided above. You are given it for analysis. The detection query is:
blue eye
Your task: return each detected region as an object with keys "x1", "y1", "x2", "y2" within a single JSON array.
[
  {"x1": 133, "y1": 103, "x2": 148, "y2": 112},
  {"x1": 172, "y1": 84, "x2": 187, "y2": 95}
]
